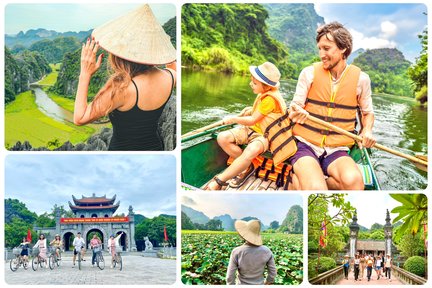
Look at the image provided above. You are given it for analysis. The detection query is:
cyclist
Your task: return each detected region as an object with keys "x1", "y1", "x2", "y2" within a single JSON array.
[
  {"x1": 33, "y1": 234, "x2": 48, "y2": 267},
  {"x1": 108, "y1": 232, "x2": 123, "y2": 268},
  {"x1": 90, "y1": 234, "x2": 102, "y2": 267},
  {"x1": 20, "y1": 237, "x2": 30, "y2": 263},
  {"x1": 72, "y1": 232, "x2": 86, "y2": 267},
  {"x1": 50, "y1": 234, "x2": 63, "y2": 260}
]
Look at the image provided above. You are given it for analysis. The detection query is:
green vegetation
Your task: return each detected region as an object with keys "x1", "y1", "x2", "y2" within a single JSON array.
[
  {"x1": 403, "y1": 256, "x2": 426, "y2": 277},
  {"x1": 280, "y1": 205, "x2": 303, "y2": 234},
  {"x1": 163, "y1": 17, "x2": 176, "y2": 47},
  {"x1": 38, "y1": 63, "x2": 61, "y2": 86},
  {"x1": 353, "y1": 48, "x2": 413, "y2": 96},
  {"x1": 308, "y1": 257, "x2": 336, "y2": 279},
  {"x1": 5, "y1": 91, "x2": 95, "y2": 148},
  {"x1": 4, "y1": 47, "x2": 52, "y2": 104},
  {"x1": 408, "y1": 28, "x2": 428, "y2": 104},
  {"x1": 135, "y1": 215, "x2": 176, "y2": 247},
  {"x1": 396, "y1": 233, "x2": 425, "y2": 258},
  {"x1": 46, "y1": 91, "x2": 75, "y2": 112},
  {"x1": 182, "y1": 4, "x2": 291, "y2": 75},
  {"x1": 264, "y1": 3, "x2": 322, "y2": 78},
  {"x1": 390, "y1": 194, "x2": 427, "y2": 241},
  {"x1": 4, "y1": 199, "x2": 72, "y2": 248},
  {"x1": 181, "y1": 232, "x2": 302, "y2": 285},
  {"x1": 29, "y1": 36, "x2": 81, "y2": 63}
]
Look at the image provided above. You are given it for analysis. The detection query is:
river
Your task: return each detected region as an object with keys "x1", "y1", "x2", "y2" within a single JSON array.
[{"x1": 181, "y1": 69, "x2": 427, "y2": 190}]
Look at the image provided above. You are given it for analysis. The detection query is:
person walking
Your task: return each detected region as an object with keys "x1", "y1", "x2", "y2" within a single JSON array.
[
  {"x1": 385, "y1": 254, "x2": 392, "y2": 282},
  {"x1": 359, "y1": 253, "x2": 366, "y2": 281},
  {"x1": 366, "y1": 254, "x2": 374, "y2": 282},
  {"x1": 226, "y1": 220, "x2": 276, "y2": 285},
  {"x1": 342, "y1": 255, "x2": 350, "y2": 280},
  {"x1": 353, "y1": 254, "x2": 360, "y2": 281}
]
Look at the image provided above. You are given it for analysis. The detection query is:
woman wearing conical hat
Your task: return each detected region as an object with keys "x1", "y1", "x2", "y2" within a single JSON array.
[
  {"x1": 73, "y1": 4, "x2": 176, "y2": 151},
  {"x1": 226, "y1": 220, "x2": 276, "y2": 285}
]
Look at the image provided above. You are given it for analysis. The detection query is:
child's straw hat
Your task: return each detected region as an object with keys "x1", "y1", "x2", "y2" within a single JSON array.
[
  {"x1": 249, "y1": 62, "x2": 281, "y2": 87},
  {"x1": 92, "y1": 4, "x2": 176, "y2": 65}
]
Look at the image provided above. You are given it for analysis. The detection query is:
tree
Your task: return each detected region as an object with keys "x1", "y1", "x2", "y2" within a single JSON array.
[
  {"x1": 270, "y1": 220, "x2": 280, "y2": 230},
  {"x1": 390, "y1": 194, "x2": 427, "y2": 241},
  {"x1": 408, "y1": 28, "x2": 428, "y2": 103},
  {"x1": 181, "y1": 212, "x2": 196, "y2": 230},
  {"x1": 370, "y1": 223, "x2": 384, "y2": 231},
  {"x1": 206, "y1": 219, "x2": 223, "y2": 231},
  {"x1": 5, "y1": 218, "x2": 35, "y2": 248},
  {"x1": 369, "y1": 230, "x2": 385, "y2": 240},
  {"x1": 34, "y1": 212, "x2": 55, "y2": 227},
  {"x1": 397, "y1": 233, "x2": 425, "y2": 258},
  {"x1": 4, "y1": 198, "x2": 38, "y2": 224}
]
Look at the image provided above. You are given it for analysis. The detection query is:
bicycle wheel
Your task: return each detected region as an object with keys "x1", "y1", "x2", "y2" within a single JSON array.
[
  {"x1": 32, "y1": 257, "x2": 39, "y2": 271},
  {"x1": 78, "y1": 252, "x2": 81, "y2": 270},
  {"x1": 49, "y1": 254, "x2": 55, "y2": 270},
  {"x1": 23, "y1": 259, "x2": 29, "y2": 270},
  {"x1": 97, "y1": 253, "x2": 105, "y2": 270},
  {"x1": 118, "y1": 254, "x2": 122, "y2": 271},
  {"x1": 10, "y1": 257, "x2": 19, "y2": 272}
]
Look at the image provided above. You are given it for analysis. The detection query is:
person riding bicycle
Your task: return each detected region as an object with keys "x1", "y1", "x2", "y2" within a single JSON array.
[
  {"x1": 108, "y1": 232, "x2": 123, "y2": 268},
  {"x1": 72, "y1": 232, "x2": 86, "y2": 267},
  {"x1": 50, "y1": 234, "x2": 63, "y2": 260},
  {"x1": 33, "y1": 234, "x2": 48, "y2": 266},
  {"x1": 20, "y1": 237, "x2": 30, "y2": 263},
  {"x1": 90, "y1": 234, "x2": 102, "y2": 267}
]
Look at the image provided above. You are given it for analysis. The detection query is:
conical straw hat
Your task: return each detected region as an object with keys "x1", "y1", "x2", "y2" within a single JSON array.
[
  {"x1": 92, "y1": 4, "x2": 176, "y2": 65},
  {"x1": 234, "y1": 219, "x2": 263, "y2": 246}
]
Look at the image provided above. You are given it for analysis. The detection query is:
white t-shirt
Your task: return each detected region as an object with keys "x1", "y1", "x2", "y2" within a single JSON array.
[{"x1": 73, "y1": 237, "x2": 85, "y2": 250}]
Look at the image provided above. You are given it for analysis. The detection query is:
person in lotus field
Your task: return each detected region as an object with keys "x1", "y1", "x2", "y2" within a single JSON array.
[{"x1": 288, "y1": 21, "x2": 376, "y2": 190}]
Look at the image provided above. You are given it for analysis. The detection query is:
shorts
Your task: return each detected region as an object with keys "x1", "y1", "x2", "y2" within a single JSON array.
[
  {"x1": 289, "y1": 141, "x2": 349, "y2": 176},
  {"x1": 228, "y1": 126, "x2": 268, "y2": 152},
  {"x1": 20, "y1": 250, "x2": 28, "y2": 256},
  {"x1": 73, "y1": 247, "x2": 83, "y2": 255}
]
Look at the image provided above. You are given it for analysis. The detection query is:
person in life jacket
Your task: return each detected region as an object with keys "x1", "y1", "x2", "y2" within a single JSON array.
[
  {"x1": 288, "y1": 21, "x2": 376, "y2": 190},
  {"x1": 204, "y1": 62, "x2": 297, "y2": 190}
]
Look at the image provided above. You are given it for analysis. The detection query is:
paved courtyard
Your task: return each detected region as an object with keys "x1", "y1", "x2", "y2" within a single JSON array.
[{"x1": 4, "y1": 252, "x2": 176, "y2": 285}]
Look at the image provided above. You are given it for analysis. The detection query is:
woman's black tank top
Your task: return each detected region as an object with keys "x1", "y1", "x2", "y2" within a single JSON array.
[{"x1": 108, "y1": 69, "x2": 174, "y2": 151}]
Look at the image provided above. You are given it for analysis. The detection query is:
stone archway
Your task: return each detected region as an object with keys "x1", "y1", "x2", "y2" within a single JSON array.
[
  {"x1": 63, "y1": 231, "x2": 75, "y2": 251},
  {"x1": 83, "y1": 226, "x2": 107, "y2": 250}
]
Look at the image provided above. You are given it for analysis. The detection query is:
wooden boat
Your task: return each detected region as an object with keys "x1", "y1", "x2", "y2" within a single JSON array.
[{"x1": 181, "y1": 125, "x2": 381, "y2": 191}]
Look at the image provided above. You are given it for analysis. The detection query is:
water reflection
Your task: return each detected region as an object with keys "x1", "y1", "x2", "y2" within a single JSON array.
[{"x1": 33, "y1": 87, "x2": 73, "y2": 123}]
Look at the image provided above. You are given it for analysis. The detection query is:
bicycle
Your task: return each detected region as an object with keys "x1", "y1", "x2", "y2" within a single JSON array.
[
  {"x1": 10, "y1": 246, "x2": 29, "y2": 272},
  {"x1": 112, "y1": 246, "x2": 122, "y2": 271},
  {"x1": 48, "y1": 246, "x2": 62, "y2": 270},
  {"x1": 93, "y1": 245, "x2": 105, "y2": 270},
  {"x1": 31, "y1": 247, "x2": 47, "y2": 271}
]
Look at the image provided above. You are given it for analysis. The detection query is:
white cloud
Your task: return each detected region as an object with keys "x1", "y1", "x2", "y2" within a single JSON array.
[
  {"x1": 380, "y1": 21, "x2": 398, "y2": 38},
  {"x1": 350, "y1": 28, "x2": 397, "y2": 52}
]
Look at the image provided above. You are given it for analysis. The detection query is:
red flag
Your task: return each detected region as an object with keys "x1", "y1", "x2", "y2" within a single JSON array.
[
  {"x1": 319, "y1": 220, "x2": 327, "y2": 248},
  {"x1": 27, "y1": 228, "x2": 32, "y2": 242},
  {"x1": 164, "y1": 225, "x2": 168, "y2": 241}
]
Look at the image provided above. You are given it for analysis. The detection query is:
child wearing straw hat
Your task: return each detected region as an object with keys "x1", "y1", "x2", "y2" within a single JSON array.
[
  {"x1": 226, "y1": 219, "x2": 276, "y2": 285},
  {"x1": 74, "y1": 4, "x2": 176, "y2": 151},
  {"x1": 205, "y1": 62, "x2": 296, "y2": 190}
]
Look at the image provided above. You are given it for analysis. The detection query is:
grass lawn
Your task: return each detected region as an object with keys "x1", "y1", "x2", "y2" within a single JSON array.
[
  {"x1": 5, "y1": 91, "x2": 95, "y2": 149},
  {"x1": 46, "y1": 91, "x2": 75, "y2": 112}
]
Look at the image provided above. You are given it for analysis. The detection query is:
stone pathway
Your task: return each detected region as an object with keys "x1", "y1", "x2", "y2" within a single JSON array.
[
  {"x1": 336, "y1": 271, "x2": 403, "y2": 285},
  {"x1": 4, "y1": 252, "x2": 176, "y2": 285}
]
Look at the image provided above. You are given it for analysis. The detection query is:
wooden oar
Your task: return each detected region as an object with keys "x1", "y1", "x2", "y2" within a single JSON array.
[
  {"x1": 306, "y1": 114, "x2": 428, "y2": 172},
  {"x1": 181, "y1": 120, "x2": 225, "y2": 139}
]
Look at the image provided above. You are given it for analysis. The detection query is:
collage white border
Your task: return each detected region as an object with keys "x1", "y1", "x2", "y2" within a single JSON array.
[{"x1": 1, "y1": 0, "x2": 431, "y2": 287}]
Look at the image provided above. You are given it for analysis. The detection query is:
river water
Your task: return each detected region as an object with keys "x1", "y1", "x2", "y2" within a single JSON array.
[{"x1": 181, "y1": 69, "x2": 427, "y2": 190}]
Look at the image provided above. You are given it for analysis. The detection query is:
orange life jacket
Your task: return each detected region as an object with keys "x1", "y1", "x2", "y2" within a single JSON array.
[
  {"x1": 293, "y1": 62, "x2": 361, "y2": 147},
  {"x1": 251, "y1": 90, "x2": 297, "y2": 166}
]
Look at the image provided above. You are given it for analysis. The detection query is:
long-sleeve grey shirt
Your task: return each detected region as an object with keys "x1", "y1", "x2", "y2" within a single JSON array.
[{"x1": 226, "y1": 243, "x2": 277, "y2": 285}]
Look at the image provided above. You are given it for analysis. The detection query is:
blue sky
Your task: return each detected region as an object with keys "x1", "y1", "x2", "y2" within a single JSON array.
[
  {"x1": 5, "y1": 3, "x2": 175, "y2": 34},
  {"x1": 5, "y1": 155, "x2": 176, "y2": 218},
  {"x1": 315, "y1": 3, "x2": 428, "y2": 62},
  {"x1": 182, "y1": 194, "x2": 302, "y2": 225}
]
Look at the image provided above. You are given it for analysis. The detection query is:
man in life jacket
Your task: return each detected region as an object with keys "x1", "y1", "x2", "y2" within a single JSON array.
[
  {"x1": 288, "y1": 21, "x2": 376, "y2": 190},
  {"x1": 204, "y1": 62, "x2": 297, "y2": 190}
]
